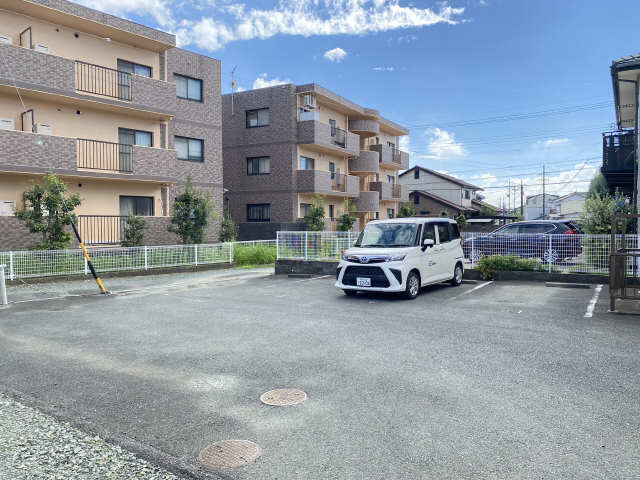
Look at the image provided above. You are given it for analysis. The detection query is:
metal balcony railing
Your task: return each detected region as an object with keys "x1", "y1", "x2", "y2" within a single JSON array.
[
  {"x1": 75, "y1": 60, "x2": 132, "y2": 101},
  {"x1": 602, "y1": 130, "x2": 635, "y2": 173},
  {"x1": 77, "y1": 139, "x2": 133, "y2": 173},
  {"x1": 77, "y1": 215, "x2": 127, "y2": 245},
  {"x1": 331, "y1": 126, "x2": 347, "y2": 148}
]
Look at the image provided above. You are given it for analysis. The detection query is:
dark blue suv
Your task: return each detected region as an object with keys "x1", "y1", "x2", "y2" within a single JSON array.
[{"x1": 462, "y1": 221, "x2": 582, "y2": 263}]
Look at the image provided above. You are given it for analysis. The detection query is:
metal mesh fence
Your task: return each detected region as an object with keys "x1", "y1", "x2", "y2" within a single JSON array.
[{"x1": 276, "y1": 231, "x2": 627, "y2": 275}]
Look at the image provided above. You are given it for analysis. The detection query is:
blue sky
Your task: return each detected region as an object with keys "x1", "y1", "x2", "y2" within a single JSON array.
[{"x1": 81, "y1": 0, "x2": 640, "y2": 206}]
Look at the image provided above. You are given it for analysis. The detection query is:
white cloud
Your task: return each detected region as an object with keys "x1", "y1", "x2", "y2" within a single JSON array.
[
  {"x1": 252, "y1": 73, "x2": 290, "y2": 89},
  {"x1": 425, "y1": 128, "x2": 467, "y2": 158},
  {"x1": 323, "y1": 47, "x2": 347, "y2": 63},
  {"x1": 540, "y1": 138, "x2": 569, "y2": 147},
  {"x1": 177, "y1": 1, "x2": 465, "y2": 51},
  {"x1": 373, "y1": 66, "x2": 394, "y2": 71}
]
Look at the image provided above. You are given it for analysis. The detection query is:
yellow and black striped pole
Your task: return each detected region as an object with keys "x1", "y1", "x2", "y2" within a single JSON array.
[{"x1": 70, "y1": 220, "x2": 108, "y2": 294}]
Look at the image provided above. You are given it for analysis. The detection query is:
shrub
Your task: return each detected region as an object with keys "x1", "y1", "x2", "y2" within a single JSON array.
[
  {"x1": 121, "y1": 215, "x2": 146, "y2": 247},
  {"x1": 219, "y1": 216, "x2": 237, "y2": 242},
  {"x1": 233, "y1": 244, "x2": 277, "y2": 266},
  {"x1": 477, "y1": 255, "x2": 547, "y2": 280},
  {"x1": 456, "y1": 213, "x2": 467, "y2": 230},
  {"x1": 397, "y1": 203, "x2": 415, "y2": 218},
  {"x1": 304, "y1": 194, "x2": 325, "y2": 231},
  {"x1": 168, "y1": 176, "x2": 216, "y2": 244}
]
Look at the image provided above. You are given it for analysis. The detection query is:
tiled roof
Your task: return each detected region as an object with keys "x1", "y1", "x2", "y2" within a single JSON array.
[
  {"x1": 412, "y1": 190, "x2": 478, "y2": 212},
  {"x1": 400, "y1": 166, "x2": 483, "y2": 190}
]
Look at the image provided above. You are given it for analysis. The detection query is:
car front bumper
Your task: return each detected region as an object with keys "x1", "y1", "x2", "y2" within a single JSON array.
[{"x1": 334, "y1": 260, "x2": 406, "y2": 292}]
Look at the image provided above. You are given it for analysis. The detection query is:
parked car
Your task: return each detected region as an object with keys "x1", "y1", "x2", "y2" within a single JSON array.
[
  {"x1": 335, "y1": 218, "x2": 465, "y2": 299},
  {"x1": 461, "y1": 220, "x2": 582, "y2": 263}
]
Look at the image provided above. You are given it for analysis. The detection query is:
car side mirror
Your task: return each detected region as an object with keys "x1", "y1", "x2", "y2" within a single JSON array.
[{"x1": 422, "y1": 238, "x2": 434, "y2": 251}]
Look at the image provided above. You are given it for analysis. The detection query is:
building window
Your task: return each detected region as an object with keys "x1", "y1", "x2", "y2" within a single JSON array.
[
  {"x1": 247, "y1": 156, "x2": 270, "y2": 175},
  {"x1": 246, "y1": 108, "x2": 269, "y2": 128},
  {"x1": 464, "y1": 190, "x2": 470, "y2": 199},
  {"x1": 300, "y1": 203, "x2": 312, "y2": 217},
  {"x1": 387, "y1": 208, "x2": 395, "y2": 219},
  {"x1": 175, "y1": 136, "x2": 203, "y2": 162},
  {"x1": 329, "y1": 162, "x2": 335, "y2": 179},
  {"x1": 117, "y1": 59, "x2": 151, "y2": 77},
  {"x1": 387, "y1": 175, "x2": 394, "y2": 184},
  {"x1": 413, "y1": 194, "x2": 420, "y2": 205},
  {"x1": 414, "y1": 169, "x2": 420, "y2": 179},
  {"x1": 375, "y1": 211, "x2": 380, "y2": 219},
  {"x1": 300, "y1": 156, "x2": 315, "y2": 170},
  {"x1": 387, "y1": 141, "x2": 396, "y2": 148},
  {"x1": 174, "y1": 74, "x2": 202, "y2": 101},
  {"x1": 329, "y1": 204, "x2": 334, "y2": 219},
  {"x1": 119, "y1": 196, "x2": 154, "y2": 216},
  {"x1": 329, "y1": 119, "x2": 336, "y2": 135},
  {"x1": 247, "y1": 203, "x2": 270, "y2": 222},
  {"x1": 118, "y1": 128, "x2": 152, "y2": 147}
]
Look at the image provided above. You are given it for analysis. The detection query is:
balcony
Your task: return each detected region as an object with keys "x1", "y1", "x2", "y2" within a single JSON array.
[
  {"x1": 370, "y1": 144, "x2": 409, "y2": 169},
  {"x1": 0, "y1": 129, "x2": 177, "y2": 181},
  {"x1": 392, "y1": 184, "x2": 409, "y2": 202},
  {"x1": 354, "y1": 191, "x2": 379, "y2": 212},
  {"x1": 297, "y1": 120, "x2": 360, "y2": 157},
  {"x1": 602, "y1": 130, "x2": 635, "y2": 195},
  {"x1": 349, "y1": 150, "x2": 379, "y2": 173},
  {"x1": 369, "y1": 182, "x2": 407, "y2": 202},
  {"x1": 296, "y1": 170, "x2": 359, "y2": 197},
  {"x1": 348, "y1": 118, "x2": 380, "y2": 136},
  {"x1": 0, "y1": 44, "x2": 176, "y2": 116}
]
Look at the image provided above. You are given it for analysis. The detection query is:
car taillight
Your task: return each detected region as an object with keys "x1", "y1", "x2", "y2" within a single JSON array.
[{"x1": 564, "y1": 229, "x2": 579, "y2": 234}]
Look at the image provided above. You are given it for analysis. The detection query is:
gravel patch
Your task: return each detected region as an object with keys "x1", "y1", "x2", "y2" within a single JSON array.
[{"x1": 0, "y1": 394, "x2": 183, "y2": 480}]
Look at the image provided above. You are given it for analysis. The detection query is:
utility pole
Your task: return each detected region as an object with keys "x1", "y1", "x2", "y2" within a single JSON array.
[
  {"x1": 542, "y1": 164, "x2": 546, "y2": 220},
  {"x1": 507, "y1": 179, "x2": 511, "y2": 213},
  {"x1": 520, "y1": 179, "x2": 524, "y2": 218},
  {"x1": 231, "y1": 66, "x2": 237, "y2": 116}
]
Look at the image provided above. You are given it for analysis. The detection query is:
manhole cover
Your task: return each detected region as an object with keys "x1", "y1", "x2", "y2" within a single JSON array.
[
  {"x1": 199, "y1": 440, "x2": 260, "y2": 469},
  {"x1": 260, "y1": 388, "x2": 307, "y2": 406}
]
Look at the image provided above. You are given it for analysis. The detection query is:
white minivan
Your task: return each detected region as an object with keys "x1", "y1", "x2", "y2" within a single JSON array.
[{"x1": 335, "y1": 218, "x2": 465, "y2": 299}]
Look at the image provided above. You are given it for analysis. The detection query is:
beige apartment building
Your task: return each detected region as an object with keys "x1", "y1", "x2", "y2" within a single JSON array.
[
  {"x1": 222, "y1": 83, "x2": 409, "y2": 239},
  {"x1": 0, "y1": 0, "x2": 222, "y2": 248}
]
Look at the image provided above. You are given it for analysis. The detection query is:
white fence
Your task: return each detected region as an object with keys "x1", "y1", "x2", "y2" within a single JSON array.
[
  {"x1": 276, "y1": 231, "x2": 625, "y2": 275},
  {"x1": 0, "y1": 240, "x2": 277, "y2": 280}
]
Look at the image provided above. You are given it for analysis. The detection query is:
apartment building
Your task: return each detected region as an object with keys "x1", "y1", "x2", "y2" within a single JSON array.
[
  {"x1": 222, "y1": 83, "x2": 409, "y2": 239},
  {"x1": 0, "y1": 0, "x2": 222, "y2": 248}
]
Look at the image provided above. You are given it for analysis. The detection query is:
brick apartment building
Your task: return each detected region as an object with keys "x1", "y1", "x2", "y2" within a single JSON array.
[
  {"x1": 222, "y1": 83, "x2": 409, "y2": 239},
  {"x1": 0, "y1": 0, "x2": 222, "y2": 249}
]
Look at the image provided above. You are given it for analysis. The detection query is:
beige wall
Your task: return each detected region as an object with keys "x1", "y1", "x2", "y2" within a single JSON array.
[
  {"x1": 378, "y1": 200, "x2": 397, "y2": 219},
  {"x1": 297, "y1": 146, "x2": 347, "y2": 174},
  {"x1": 0, "y1": 172, "x2": 166, "y2": 216},
  {"x1": 0, "y1": 92, "x2": 162, "y2": 144},
  {"x1": 297, "y1": 194, "x2": 348, "y2": 219},
  {"x1": 362, "y1": 130, "x2": 399, "y2": 149},
  {"x1": 378, "y1": 166, "x2": 398, "y2": 183},
  {"x1": 0, "y1": 9, "x2": 162, "y2": 78}
]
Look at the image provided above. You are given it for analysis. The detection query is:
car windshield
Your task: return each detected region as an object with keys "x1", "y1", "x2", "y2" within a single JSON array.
[{"x1": 355, "y1": 223, "x2": 418, "y2": 248}]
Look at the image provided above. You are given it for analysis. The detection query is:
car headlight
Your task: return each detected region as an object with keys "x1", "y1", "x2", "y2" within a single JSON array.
[{"x1": 387, "y1": 254, "x2": 406, "y2": 262}]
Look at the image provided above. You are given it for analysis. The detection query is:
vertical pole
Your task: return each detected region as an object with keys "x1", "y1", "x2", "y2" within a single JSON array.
[
  {"x1": 0, "y1": 265, "x2": 7, "y2": 306},
  {"x1": 229, "y1": 242, "x2": 233, "y2": 264},
  {"x1": 194, "y1": 244, "x2": 198, "y2": 267},
  {"x1": 84, "y1": 256, "x2": 88, "y2": 275},
  {"x1": 347, "y1": 230, "x2": 351, "y2": 247},
  {"x1": 471, "y1": 234, "x2": 476, "y2": 268},
  {"x1": 610, "y1": 215, "x2": 617, "y2": 312},
  {"x1": 276, "y1": 232, "x2": 280, "y2": 259},
  {"x1": 9, "y1": 252, "x2": 14, "y2": 281},
  {"x1": 548, "y1": 234, "x2": 552, "y2": 273},
  {"x1": 305, "y1": 231, "x2": 308, "y2": 260},
  {"x1": 520, "y1": 179, "x2": 523, "y2": 218},
  {"x1": 542, "y1": 165, "x2": 546, "y2": 220},
  {"x1": 144, "y1": 246, "x2": 148, "y2": 270}
]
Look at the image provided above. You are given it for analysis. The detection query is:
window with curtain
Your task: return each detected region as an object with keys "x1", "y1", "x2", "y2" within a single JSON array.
[
  {"x1": 175, "y1": 136, "x2": 204, "y2": 162},
  {"x1": 119, "y1": 196, "x2": 154, "y2": 216},
  {"x1": 118, "y1": 128, "x2": 153, "y2": 147},
  {"x1": 174, "y1": 74, "x2": 203, "y2": 101},
  {"x1": 246, "y1": 108, "x2": 269, "y2": 127},
  {"x1": 300, "y1": 203, "x2": 312, "y2": 217},
  {"x1": 247, "y1": 156, "x2": 270, "y2": 175},
  {"x1": 247, "y1": 203, "x2": 270, "y2": 222},
  {"x1": 117, "y1": 59, "x2": 152, "y2": 78}
]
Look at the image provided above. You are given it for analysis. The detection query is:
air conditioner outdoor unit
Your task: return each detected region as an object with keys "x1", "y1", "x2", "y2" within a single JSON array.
[
  {"x1": 36, "y1": 123, "x2": 52, "y2": 135},
  {"x1": 34, "y1": 43, "x2": 49, "y2": 54},
  {"x1": 0, "y1": 201, "x2": 16, "y2": 216},
  {"x1": 0, "y1": 34, "x2": 11, "y2": 45},
  {"x1": 0, "y1": 118, "x2": 14, "y2": 130},
  {"x1": 303, "y1": 94, "x2": 316, "y2": 109}
]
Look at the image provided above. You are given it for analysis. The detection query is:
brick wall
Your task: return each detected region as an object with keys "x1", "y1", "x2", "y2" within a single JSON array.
[
  {"x1": 0, "y1": 130, "x2": 76, "y2": 171},
  {"x1": 0, "y1": 217, "x2": 43, "y2": 250}
]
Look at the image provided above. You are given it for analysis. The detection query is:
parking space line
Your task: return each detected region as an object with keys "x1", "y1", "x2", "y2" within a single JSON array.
[
  {"x1": 584, "y1": 284, "x2": 603, "y2": 318},
  {"x1": 450, "y1": 281, "x2": 493, "y2": 300}
]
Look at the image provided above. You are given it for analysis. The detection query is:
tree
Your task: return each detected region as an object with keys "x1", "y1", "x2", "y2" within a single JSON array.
[
  {"x1": 121, "y1": 215, "x2": 146, "y2": 247},
  {"x1": 587, "y1": 173, "x2": 609, "y2": 199},
  {"x1": 455, "y1": 213, "x2": 467, "y2": 230},
  {"x1": 15, "y1": 173, "x2": 81, "y2": 249},
  {"x1": 397, "y1": 203, "x2": 415, "y2": 218},
  {"x1": 580, "y1": 192, "x2": 632, "y2": 234},
  {"x1": 336, "y1": 199, "x2": 356, "y2": 232},
  {"x1": 480, "y1": 204, "x2": 497, "y2": 216},
  {"x1": 219, "y1": 209, "x2": 237, "y2": 242},
  {"x1": 304, "y1": 194, "x2": 325, "y2": 231},
  {"x1": 440, "y1": 210, "x2": 450, "y2": 218},
  {"x1": 168, "y1": 176, "x2": 216, "y2": 244}
]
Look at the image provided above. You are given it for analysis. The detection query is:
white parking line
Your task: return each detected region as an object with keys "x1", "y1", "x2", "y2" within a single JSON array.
[
  {"x1": 584, "y1": 284, "x2": 603, "y2": 318},
  {"x1": 450, "y1": 281, "x2": 493, "y2": 300}
]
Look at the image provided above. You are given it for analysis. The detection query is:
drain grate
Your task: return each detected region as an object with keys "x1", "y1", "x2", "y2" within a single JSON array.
[
  {"x1": 260, "y1": 388, "x2": 307, "y2": 406},
  {"x1": 199, "y1": 440, "x2": 260, "y2": 469}
]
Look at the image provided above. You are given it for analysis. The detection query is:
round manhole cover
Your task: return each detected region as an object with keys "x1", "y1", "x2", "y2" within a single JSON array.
[
  {"x1": 199, "y1": 440, "x2": 260, "y2": 469},
  {"x1": 260, "y1": 388, "x2": 307, "y2": 406}
]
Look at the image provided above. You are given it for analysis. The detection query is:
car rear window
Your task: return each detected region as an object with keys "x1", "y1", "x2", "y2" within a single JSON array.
[{"x1": 449, "y1": 222, "x2": 460, "y2": 240}]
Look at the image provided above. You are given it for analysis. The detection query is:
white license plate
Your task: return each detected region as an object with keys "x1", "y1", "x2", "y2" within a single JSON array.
[{"x1": 356, "y1": 277, "x2": 372, "y2": 287}]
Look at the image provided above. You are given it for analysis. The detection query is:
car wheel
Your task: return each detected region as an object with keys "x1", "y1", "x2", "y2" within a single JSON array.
[
  {"x1": 404, "y1": 271, "x2": 420, "y2": 300},
  {"x1": 450, "y1": 264, "x2": 463, "y2": 286},
  {"x1": 343, "y1": 289, "x2": 358, "y2": 296}
]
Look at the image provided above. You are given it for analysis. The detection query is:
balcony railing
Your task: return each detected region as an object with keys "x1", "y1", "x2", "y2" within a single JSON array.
[
  {"x1": 602, "y1": 130, "x2": 635, "y2": 173},
  {"x1": 390, "y1": 147, "x2": 402, "y2": 164},
  {"x1": 331, "y1": 172, "x2": 346, "y2": 192},
  {"x1": 331, "y1": 126, "x2": 346, "y2": 148},
  {"x1": 77, "y1": 215, "x2": 127, "y2": 245},
  {"x1": 77, "y1": 139, "x2": 133, "y2": 173},
  {"x1": 75, "y1": 60, "x2": 132, "y2": 101}
]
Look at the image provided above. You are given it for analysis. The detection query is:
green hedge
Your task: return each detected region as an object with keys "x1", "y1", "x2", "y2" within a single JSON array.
[
  {"x1": 233, "y1": 244, "x2": 277, "y2": 266},
  {"x1": 477, "y1": 255, "x2": 550, "y2": 280}
]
